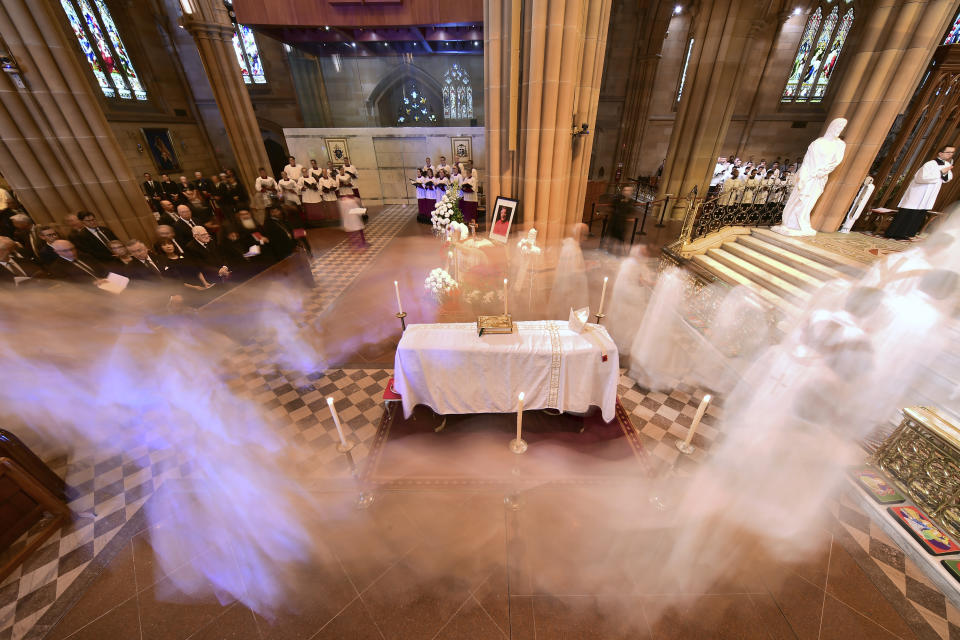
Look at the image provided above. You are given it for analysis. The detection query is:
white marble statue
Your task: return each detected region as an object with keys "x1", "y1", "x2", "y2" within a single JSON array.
[{"x1": 771, "y1": 117, "x2": 847, "y2": 237}]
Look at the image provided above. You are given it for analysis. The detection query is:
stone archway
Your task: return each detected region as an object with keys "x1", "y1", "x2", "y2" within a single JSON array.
[{"x1": 367, "y1": 64, "x2": 444, "y2": 126}]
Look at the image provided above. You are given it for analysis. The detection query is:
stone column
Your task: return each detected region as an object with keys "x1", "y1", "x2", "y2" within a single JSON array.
[
  {"x1": 613, "y1": 1, "x2": 674, "y2": 182},
  {"x1": 485, "y1": 0, "x2": 612, "y2": 243},
  {"x1": 287, "y1": 48, "x2": 332, "y2": 128},
  {"x1": 657, "y1": 0, "x2": 769, "y2": 217},
  {"x1": 181, "y1": 0, "x2": 269, "y2": 207},
  {"x1": 0, "y1": 0, "x2": 155, "y2": 237},
  {"x1": 811, "y1": 0, "x2": 959, "y2": 231}
]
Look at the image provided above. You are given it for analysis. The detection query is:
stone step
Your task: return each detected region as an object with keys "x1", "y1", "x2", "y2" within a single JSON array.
[
  {"x1": 736, "y1": 234, "x2": 852, "y2": 284},
  {"x1": 691, "y1": 254, "x2": 800, "y2": 317},
  {"x1": 706, "y1": 247, "x2": 812, "y2": 305},
  {"x1": 722, "y1": 241, "x2": 826, "y2": 291},
  {"x1": 750, "y1": 228, "x2": 866, "y2": 276}
]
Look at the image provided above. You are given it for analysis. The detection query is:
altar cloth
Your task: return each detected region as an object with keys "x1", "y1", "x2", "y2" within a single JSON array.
[{"x1": 394, "y1": 320, "x2": 620, "y2": 422}]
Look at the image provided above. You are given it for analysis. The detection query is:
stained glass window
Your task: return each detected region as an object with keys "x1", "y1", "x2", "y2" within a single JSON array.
[
  {"x1": 676, "y1": 37, "x2": 694, "y2": 104},
  {"x1": 396, "y1": 83, "x2": 437, "y2": 125},
  {"x1": 782, "y1": 1, "x2": 854, "y2": 104},
  {"x1": 442, "y1": 64, "x2": 473, "y2": 119},
  {"x1": 224, "y1": 1, "x2": 266, "y2": 84},
  {"x1": 944, "y1": 9, "x2": 960, "y2": 45},
  {"x1": 61, "y1": 0, "x2": 146, "y2": 100}
]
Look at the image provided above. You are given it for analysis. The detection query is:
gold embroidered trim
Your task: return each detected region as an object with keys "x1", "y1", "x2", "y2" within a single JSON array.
[{"x1": 546, "y1": 321, "x2": 562, "y2": 407}]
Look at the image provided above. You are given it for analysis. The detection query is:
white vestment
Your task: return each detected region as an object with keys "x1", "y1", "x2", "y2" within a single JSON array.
[
  {"x1": 547, "y1": 238, "x2": 588, "y2": 319},
  {"x1": 899, "y1": 160, "x2": 951, "y2": 210}
]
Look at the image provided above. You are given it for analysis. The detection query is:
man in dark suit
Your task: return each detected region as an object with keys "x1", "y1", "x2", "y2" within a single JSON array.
[
  {"x1": 159, "y1": 174, "x2": 181, "y2": 201},
  {"x1": 185, "y1": 225, "x2": 231, "y2": 284},
  {"x1": 191, "y1": 171, "x2": 213, "y2": 196},
  {"x1": 160, "y1": 205, "x2": 199, "y2": 247},
  {"x1": 155, "y1": 200, "x2": 178, "y2": 227},
  {"x1": 48, "y1": 240, "x2": 108, "y2": 285},
  {"x1": 263, "y1": 206, "x2": 297, "y2": 261},
  {"x1": 9, "y1": 214, "x2": 41, "y2": 260},
  {"x1": 142, "y1": 172, "x2": 163, "y2": 212},
  {"x1": 0, "y1": 237, "x2": 44, "y2": 288},
  {"x1": 71, "y1": 211, "x2": 117, "y2": 262},
  {"x1": 123, "y1": 240, "x2": 167, "y2": 282},
  {"x1": 33, "y1": 226, "x2": 60, "y2": 266}
]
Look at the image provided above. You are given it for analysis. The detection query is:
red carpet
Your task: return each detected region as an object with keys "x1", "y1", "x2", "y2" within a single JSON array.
[{"x1": 361, "y1": 400, "x2": 650, "y2": 488}]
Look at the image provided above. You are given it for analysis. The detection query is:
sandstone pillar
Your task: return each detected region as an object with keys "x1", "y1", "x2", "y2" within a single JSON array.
[
  {"x1": 0, "y1": 0, "x2": 155, "y2": 237},
  {"x1": 658, "y1": 0, "x2": 770, "y2": 217},
  {"x1": 613, "y1": 1, "x2": 674, "y2": 182},
  {"x1": 288, "y1": 48, "x2": 332, "y2": 128},
  {"x1": 181, "y1": 0, "x2": 269, "y2": 206},
  {"x1": 485, "y1": 0, "x2": 612, "y2": 242},
  {"x1": 811, "y1": 0, "x2": 958, "y2": 231}
]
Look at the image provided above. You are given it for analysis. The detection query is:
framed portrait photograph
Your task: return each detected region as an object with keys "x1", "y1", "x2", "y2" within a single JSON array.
[
  {"x1": 325, "y1": 138, "x2": 349, "y2": 166},
  {"x1": 141, "y1": 128, "x2": 181, "y2": 173},
  {"x1": 451, "y1": 136, "x2": 472, "y2": 164},
  {"x1": 489, "y1": 196, "x2": 519, "y2": 243}
]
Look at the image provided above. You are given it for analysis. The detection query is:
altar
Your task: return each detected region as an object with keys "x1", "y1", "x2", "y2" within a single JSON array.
[{"x1": 393, "y1": 320, "x2": 620, "y2": 422}]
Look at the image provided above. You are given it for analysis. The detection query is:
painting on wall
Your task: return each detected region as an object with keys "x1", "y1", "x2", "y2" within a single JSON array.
[
  {"x1": 451, "y1": 136, "x2": 472, "y2": 164},
  {"x1": 141, "y1": 128, "x2": 181, "y2": 173},
  {"x1": 325, "y1": 138, "x2": 350, "y2": 166}
]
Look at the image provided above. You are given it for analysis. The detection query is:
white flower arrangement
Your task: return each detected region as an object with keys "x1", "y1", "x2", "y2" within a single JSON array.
[
  {"x1": 431, "y1": 189, "x2": 464, "y2": 231},
  {"x1": 424, "y1": 267, "x2": 459, "y2": 303},
  {"x1": 447, "y1": 221, "x2": 469, "y2": 242}
]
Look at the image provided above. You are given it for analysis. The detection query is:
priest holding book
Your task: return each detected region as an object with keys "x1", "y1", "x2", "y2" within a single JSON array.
[{"x1": 885, "y1": 146, "x2": 954, "y2": 240}]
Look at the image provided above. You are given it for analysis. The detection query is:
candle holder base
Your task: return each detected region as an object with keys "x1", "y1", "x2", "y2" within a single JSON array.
[
  {"x1": 356, "y1": 491, "x2": 375, "y2": 509},
  {"x1": 337, "y1": 441, "x2": 355, "y2": 454},
  {"x1": 594, "y1": 312, "x2": 606, "y2": 324},
  {"x1": 395, "y1": 312, "x2": 407, "y2": 332},
  {"x1": 504, "y1": 492, "x2": 523, "y2": 511},
  {"x1": 509, "y1": 438, "x2": 528, "y2": 454},
  {"x1": 675, "y1": 440, "x2": 695, "y2": 455}
]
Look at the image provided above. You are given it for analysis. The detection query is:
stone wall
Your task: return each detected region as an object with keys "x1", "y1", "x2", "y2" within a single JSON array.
[
  {"x1": 316, "y1": 55, "x2": 484, "y2": 128},
  {"x1": 284, "y1": 127, "x2": 485, "y2": 205},
  {"x1": 592, "y1": 4, "x2": 839, "y2": 180}
]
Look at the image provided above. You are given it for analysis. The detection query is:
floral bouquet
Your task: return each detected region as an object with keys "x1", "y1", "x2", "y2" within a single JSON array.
[
  {"x1": 447, "y1": 221, "x2": 469, "y2": 242},
  {"x1": 431, "y1": 189, "x2": 464, "y2": 233},
  {"x1": 424, "y1": 267, "x2": 459, "y2": 303}
]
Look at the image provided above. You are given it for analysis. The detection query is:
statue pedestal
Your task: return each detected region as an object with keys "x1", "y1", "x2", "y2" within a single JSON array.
[{"x1": 770, "y1": 224, "x2": 817, "y2": 237}]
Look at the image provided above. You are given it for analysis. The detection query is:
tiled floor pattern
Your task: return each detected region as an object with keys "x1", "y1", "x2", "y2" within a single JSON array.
[
  {"x1": 0, "y1": 207, "x2": 415, "y2": 640},
  {"x1": 4, "y1": 209, "x2": 957, "y2": 639}
]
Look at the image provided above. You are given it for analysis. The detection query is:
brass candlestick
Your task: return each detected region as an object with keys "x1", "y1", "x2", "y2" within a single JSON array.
[
  {"x1": 594, "y1": 312, "x2": 606, "y2": 324},
  {"x1": 395, "y1": 311, "x2": 407, "y2": 332}
]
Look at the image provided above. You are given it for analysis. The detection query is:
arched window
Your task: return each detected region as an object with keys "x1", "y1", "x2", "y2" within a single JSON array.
[
  {"x1": 224, "y1": 1, "x2": 266, "y2": 84},
  {"x1": 396, "y1": 83, "x2": 437, "y2": 125},
  {"x1": 60, "y1": 0, "x2": 147, "y2": 100},
  {"x1": 782, "y1": 1, "x2": 854, "y2": 104},
  {"x1": 442, "y1": 64, "x2": 473, "y2": 119}
]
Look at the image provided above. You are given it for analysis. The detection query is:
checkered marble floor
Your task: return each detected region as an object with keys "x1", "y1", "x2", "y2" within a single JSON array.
[
  {"x1": 301, "y1": 204, "x2": 413, "y2": 323},
  {"x1": 2, "y1": 204, "x2": 954, "y2": 640}
]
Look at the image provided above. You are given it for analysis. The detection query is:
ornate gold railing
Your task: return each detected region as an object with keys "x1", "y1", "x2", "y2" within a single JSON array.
[
  {"x1": 678, "y1": 182, "x2": 793, "y2": 245},
  {"x1": 874, "y1": 407, "x2": 960, "y2": 540}
]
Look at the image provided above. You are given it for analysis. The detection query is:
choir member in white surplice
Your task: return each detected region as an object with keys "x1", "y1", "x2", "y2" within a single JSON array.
[
  {"x1": 461, "y1": 169, "x2": 479, "y2": 224},
  {"x1": 422, "y1": 157, "x2": 435, "y2": 174},
  {"x1": 436, "y1": 156, "x2": 451, "y2": 176},
  {"x1": 414, "y1": 170, "x2": 430, "y2": 222},
  {"x1": 319, "y1": 169, "x2": 339, "y2": 222},
  {"x1": 284, "y1": 157, "x2": 305, "y2": 186},
  {"x1": 885, "y1": 146, "x2": 955, "y2": 240},
  {"x1": 255, "y1": 168, "x2": 278, "y2": 209},
  {"x1": 424, "y1": 169, "x2": 437, "y2": 208},
  {"x1": 278, "y1": 171, "x2": 301, "y2": 206},
  {"x1": 298, "y1": 168, "x2": 324, "y2": 225},
  {"x1": 342, "y1": 158, "x2": 360, "y2": 198}
]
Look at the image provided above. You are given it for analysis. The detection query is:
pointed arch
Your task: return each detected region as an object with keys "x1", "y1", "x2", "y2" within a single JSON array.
[{"x1": 782, "y1": 1, "x2": 854, "y2": 104}]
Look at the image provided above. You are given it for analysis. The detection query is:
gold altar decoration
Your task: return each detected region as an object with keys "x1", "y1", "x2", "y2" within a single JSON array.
[
  {"x1": 477, "y1": 314, "x2": 514, "y2": 336},
  {"x1": 873, "y1": 407, "x2": 960, "y2": 540}
]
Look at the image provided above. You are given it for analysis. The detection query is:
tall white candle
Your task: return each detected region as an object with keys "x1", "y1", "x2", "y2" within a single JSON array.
[
  {"x1": 598, "y1": 276, "x2": 609, "y2": 316},
  {"x1": 682, "y1": 394, "x2": 711, "y2": 447},
  {"x1": 326, "y1": 397, "x2": 349, "y2": 448},
  {"x1": 394, "y1": 280, "x2": 403, "y2": 314},
  {"x1": 516, "y1": 391, "x2": 525, "y2": 441},
  {"x1": 504, "y1": 278, "x2": 509, "y2": 315}
]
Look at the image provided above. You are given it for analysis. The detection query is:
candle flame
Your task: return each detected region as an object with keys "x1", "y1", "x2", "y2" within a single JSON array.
[
  {"x1": 604, "y1": 276, "x2": 608, "y2": 283},
  {"x1": 394, "y1": 280, "x2": 398, "y2": 285},
  {"x1": 504, "y1": 278, "x2": 508, "y2": 285},
  {"x1": 326, "y1": 397, "x2": 334, "y2": 406},
  {"x1": 519, "y1": 391, "x2": 525, "y2": 401},
  {"x1": 703, "y1": 394, "x2": 712, "y2": 403}
]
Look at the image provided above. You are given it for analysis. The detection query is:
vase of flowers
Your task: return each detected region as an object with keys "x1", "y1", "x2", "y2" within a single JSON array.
[
  {"x1": 424, "y1": 267, "x2": 459, "y2": 304},
  {"x1": 431, "y1": 189, "x2": 464, "y2": 236}
]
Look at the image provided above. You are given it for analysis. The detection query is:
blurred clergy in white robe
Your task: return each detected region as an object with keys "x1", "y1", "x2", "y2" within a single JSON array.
[{"x1": 885, "y1": 146, "x2": 954, "y2": 240}]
